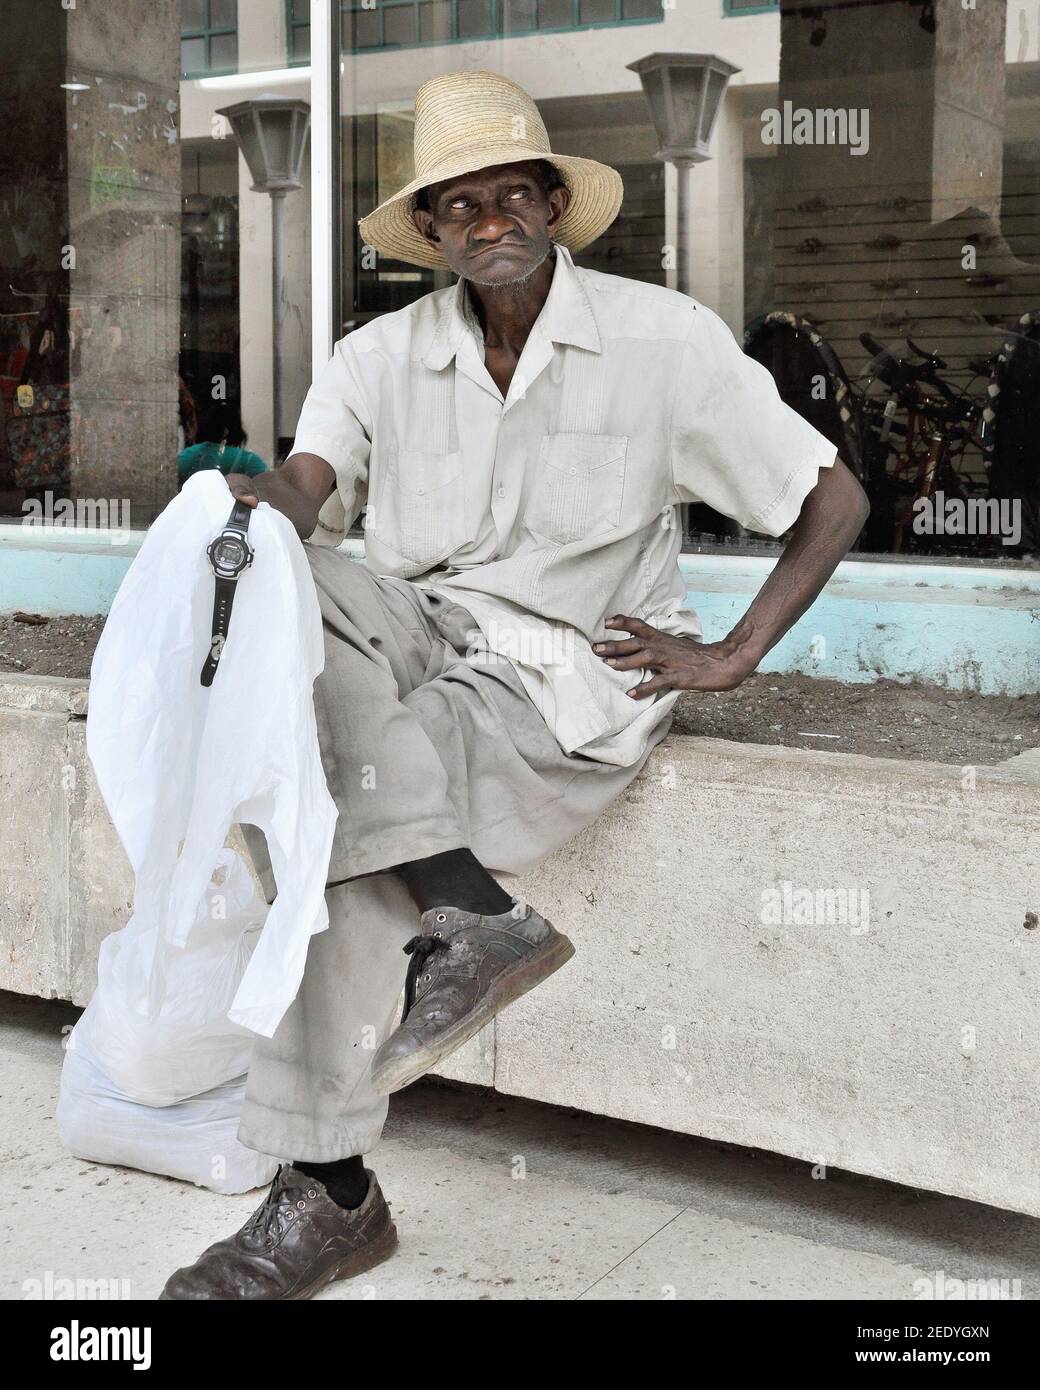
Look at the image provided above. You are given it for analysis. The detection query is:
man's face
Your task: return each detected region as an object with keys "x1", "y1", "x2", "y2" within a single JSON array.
[{"x1": 410, "y1": 161, "x2": 571, "y2": 287}]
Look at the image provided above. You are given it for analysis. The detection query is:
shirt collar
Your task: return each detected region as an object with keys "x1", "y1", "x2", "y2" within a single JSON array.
[{"x1": 421, "y1": 242, "x2": 601, "y2": 371}]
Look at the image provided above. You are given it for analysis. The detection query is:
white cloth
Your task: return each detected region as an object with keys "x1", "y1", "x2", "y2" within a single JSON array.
[
  {"x1": 84, "y1": 469, "x2": 338, "y2": 1039},
  {"x1": 294, "y1": 243, "x2": 837, "y2": 765}
]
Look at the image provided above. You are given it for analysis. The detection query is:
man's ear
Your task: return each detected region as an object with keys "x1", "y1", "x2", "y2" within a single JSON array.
[
  {"x1": 547, "y1": 182, "x2": 571, "y2": 237},
  {"x1": 411, "y1": 206, "x2": 439, "y2": 250}
]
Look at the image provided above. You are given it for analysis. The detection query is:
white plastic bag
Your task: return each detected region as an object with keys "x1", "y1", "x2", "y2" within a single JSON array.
[
  {"x1": 56, "y1": 848, "x2": 280, "y2": 1191},
  {"x1": 83, "y1": 471, "x2": 338, "y2": 1040},
  {"x1": 78, "y1": 849, "x2": 267, "y2": 1107},
  {"x1": 56, "y1": 1051, "x2": 278, "y2": 1196},
  {"x1": 54, "y1": 472, "x2": 339, "y2": 1191}
]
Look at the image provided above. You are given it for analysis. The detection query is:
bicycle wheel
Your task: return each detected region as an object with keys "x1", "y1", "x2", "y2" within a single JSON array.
[
  {"x1": 743, "y1": 312, "x2": 864, "y2": 481},
  {"x1": 987, "y1": 311, "x2": 1040, "y2": 555}
]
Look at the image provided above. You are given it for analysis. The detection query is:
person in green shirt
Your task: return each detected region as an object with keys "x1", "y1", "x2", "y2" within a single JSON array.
[{"x1": 177, "y1": 397, "x2": 267, "y2": 488}]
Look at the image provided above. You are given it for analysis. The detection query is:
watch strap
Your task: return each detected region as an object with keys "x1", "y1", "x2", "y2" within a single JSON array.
[{"x1": 200, "y1": 572, "x2": 239, "y2": 688}]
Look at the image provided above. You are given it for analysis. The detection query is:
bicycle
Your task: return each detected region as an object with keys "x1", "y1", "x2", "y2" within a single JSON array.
[{"x1": 855, "y1": 332, "x2": 992, "y2": 554}]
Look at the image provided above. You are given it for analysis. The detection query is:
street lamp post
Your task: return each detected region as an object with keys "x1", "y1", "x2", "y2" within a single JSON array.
[
  {"x1": 626, "y1": 53, "x2": 741, "y2": 298},
  {"x1": 215, "y1": 95, "x2": 310, "y2": 463}
]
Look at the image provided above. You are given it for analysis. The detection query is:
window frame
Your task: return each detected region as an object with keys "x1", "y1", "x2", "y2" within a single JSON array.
[
  {"x1": 286, "y1": 0, "x2": 312, "y2": 65},
  {"x1": 722, "y1": 0, "x2": 778, "y2": 15},
  {"x1": 180, "y1": 0, "x2": 239, "y2": 79},
  {"x1": 339, "y1": 0, "x2": 663, "y2": 54}
]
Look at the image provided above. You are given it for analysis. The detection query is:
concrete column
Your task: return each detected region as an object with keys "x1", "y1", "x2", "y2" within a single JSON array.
[
  {"x1": 684, "y1": 89, "x2": 746, "y2": 336},
  {"x1": 661, "y1": 89, "x2": 745, "y2": 336},
  {"x1": 238, "y1": 177, "x2": 275, "y2": 462},
  {"x1": 0, "y1": 4, "x2": 69, "y2": 516},
  {"x1": 64, "y1": 0, "x2": 182, "y2": 521},
  {"x1": 235, "y1": 0, "x2": 313, "y2": 464}
]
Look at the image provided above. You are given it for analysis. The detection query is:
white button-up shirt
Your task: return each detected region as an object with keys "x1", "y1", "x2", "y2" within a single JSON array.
[{"x1": 291, "y1": 244, "x2": 836, "y2": 766}]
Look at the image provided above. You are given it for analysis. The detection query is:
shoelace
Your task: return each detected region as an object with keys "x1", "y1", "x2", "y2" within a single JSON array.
[
  {"x1": 243, "y1": 1166, "x2": 311, "y2": 1245},
  {"x1": 401, "y1": 934, "x2": 450, "y2": 1019}
]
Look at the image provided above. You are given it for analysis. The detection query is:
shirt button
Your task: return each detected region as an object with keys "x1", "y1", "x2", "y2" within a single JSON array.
[
  {"x1": 417, "y1": 486, "x2": 425, "y2": 495},
  {"x1": 569, "y1": 467, "x2": 577, "y2": 475},
  {"x1": 497, "y1": 484, "x2": 506, "y2": 498}
]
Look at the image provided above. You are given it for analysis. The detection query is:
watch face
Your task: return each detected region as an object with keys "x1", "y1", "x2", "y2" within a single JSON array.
[{"x1": 212, "y1": 536, "x2": 247, "y2": 571}]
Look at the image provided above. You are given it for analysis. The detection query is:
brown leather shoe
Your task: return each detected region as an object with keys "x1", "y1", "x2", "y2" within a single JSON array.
[
  {"x1": 159, "y1": 1164, "x2": 397, "y2": 1300},
  {"x1": 369, "y1": 898, "x2": 574, "y2": 1096}
]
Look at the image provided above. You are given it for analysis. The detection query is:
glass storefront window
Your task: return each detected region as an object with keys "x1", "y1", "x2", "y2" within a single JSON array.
[
  {"x1": 1, "y1": 1, "x2": 1037, "y2": 565},
  {"x1": 0, "y1": 0, "x2": 312, "y2": 528},
  {"x1": 329, "y1": 0, "x2": 1040, "y2": 562}
]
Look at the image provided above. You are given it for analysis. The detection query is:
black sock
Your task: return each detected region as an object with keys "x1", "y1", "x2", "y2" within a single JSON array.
[
  {"x1": 294, "y1": 1155, "x2": 369, "y2": 1211},
  {"x1": 399, "y1": 848, "x2": 514, "y2": 916}
]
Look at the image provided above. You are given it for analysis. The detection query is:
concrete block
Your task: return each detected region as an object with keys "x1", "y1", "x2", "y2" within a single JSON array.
[
  {"x1": 3, "y1": 676, "x2": 1039, "y2": 1215},
  {"x1": 498, "y1": 737, "x2": 1040, "y2": 1217},
  {"x1": 0, "y1": 701, "x2": 70, "y2": 1000},
  {"x1": 64, "y1": 718, "x2": 133, "y2": 1006}
]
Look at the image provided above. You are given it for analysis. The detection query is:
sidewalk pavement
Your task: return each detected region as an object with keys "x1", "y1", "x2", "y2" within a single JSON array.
[{"x1": 2, "y1": 990, "x2": 1037, "y2": 1301}]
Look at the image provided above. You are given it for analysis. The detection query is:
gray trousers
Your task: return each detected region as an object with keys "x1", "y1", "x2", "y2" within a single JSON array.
[{"x1": 236, "y1": 545, "x2": 669, "y2": 1162}]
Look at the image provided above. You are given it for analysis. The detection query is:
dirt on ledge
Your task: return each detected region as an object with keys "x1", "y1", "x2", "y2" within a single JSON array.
[
  {"x1": 0, "y1": 613, "x2": 104, "y2": 680},
  {"x1": 2, "y1": 614, "x2": 1036, "y2": 767},
  {"x1": 671, "y1": 673, "x2": 1038, "y2": 766}
]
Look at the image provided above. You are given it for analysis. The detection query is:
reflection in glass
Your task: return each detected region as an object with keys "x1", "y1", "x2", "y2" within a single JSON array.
[
  {"x1": 208, "y1": 31, "x2": 238, "y2": 74},
  {"x1": 538, "y1": 0, "x2": 574, "y2": 29},
  {"x1": 458, "y1": 0, "x2": 494, "y2": 39},
  {"x1": 180, "y1": 36, "x2": 207, "y2": 77},
  {"x1": 181, "y1": 0, "x2": 206, "y2": 31},
  {"x1": 501, "y1": 0, "x2": 536, "y2": 31},
  {"x1": 418, "y1": 1, "x2": 453, "y2": 45},
  {"x1": 385, "y1": 4, "x2": 417, "y2": 47},
  {"x1": 579, "y1": 0, "x2": 615, "y2": 24},
  {"x1": 209, "y1": 0, "x2": 237, "y2": 29}
]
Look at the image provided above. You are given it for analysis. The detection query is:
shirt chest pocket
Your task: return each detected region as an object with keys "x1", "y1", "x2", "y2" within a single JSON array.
[
  {"x1": 375, "y1": 446, "x2": 467, "y2": 569},
  {"x1": 527, "y1": 432, "x2": 629, "y2": 546}
]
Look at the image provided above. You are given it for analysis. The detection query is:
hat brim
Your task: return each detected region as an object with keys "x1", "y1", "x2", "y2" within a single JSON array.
[{"x1": 357, "y1": 147, "x2": 624, "y2": 270}]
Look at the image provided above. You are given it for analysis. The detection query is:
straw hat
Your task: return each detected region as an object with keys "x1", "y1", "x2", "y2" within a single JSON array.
[{"x1": 357, "y1": 70, "x2": 624, "y2": 270}]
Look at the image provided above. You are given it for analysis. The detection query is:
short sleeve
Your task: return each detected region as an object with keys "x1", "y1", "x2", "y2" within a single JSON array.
[
  {"x1": 670, "y1": 305, "x2": 837, "y2": 538},
  {"x1": 288, "y1": 335, "x2": 372, "y2": 544}
]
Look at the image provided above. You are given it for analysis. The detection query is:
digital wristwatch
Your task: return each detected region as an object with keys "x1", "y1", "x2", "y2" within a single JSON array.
[{"x1": 200, "y1": 498, "x2": 255, "y2": 687}]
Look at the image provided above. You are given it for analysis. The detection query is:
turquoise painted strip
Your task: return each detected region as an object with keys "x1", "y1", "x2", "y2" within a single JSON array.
[{"x1": 2, "y1": 527, "x2": 1038, "y2": 693}]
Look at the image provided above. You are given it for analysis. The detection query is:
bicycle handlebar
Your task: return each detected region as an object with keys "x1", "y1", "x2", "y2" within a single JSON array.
[
  {"x1": 859, "y1": 330, "x2": 961, "y2": 404},
  {"x1": 906, "y1": 336, "x2": 947, "y2": 371}
]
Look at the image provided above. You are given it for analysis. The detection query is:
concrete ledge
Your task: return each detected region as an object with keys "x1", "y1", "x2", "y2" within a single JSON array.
[
  {"x1": 2, "y1": 675, "x2": 1038, "y2": 1214},
  {"x1": 4, "y1": 523, "x2": 1040, "y2": 692}
]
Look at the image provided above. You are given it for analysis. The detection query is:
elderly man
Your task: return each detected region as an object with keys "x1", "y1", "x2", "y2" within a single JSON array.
[{"x1": 161, "y1": 69, "x2": 867, "y2": 1300}]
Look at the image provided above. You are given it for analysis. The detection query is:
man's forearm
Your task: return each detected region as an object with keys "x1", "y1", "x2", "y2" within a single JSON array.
[
  {"x1": 723, "y1": 456, "x2": 869, "y2": 670},
  {"x1": 249, "y1": 469, "x2": 324, "y2": 540},
  {"x1": 226, "y1": 453, "x2": 337, "y2": 540}
]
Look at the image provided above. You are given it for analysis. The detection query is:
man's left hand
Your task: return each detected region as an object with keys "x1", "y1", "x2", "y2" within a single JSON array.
[{"x1": 593, "y1": 615, "x2": 756, "y2": 699}]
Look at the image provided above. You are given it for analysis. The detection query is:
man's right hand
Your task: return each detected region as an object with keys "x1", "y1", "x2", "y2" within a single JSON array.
[
  {"x1": 224, "y1": 454, "x2": 337, "y2": 539},
  {"x1": 225, "y1": 472, "x2": 262, "y2": 508}
]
